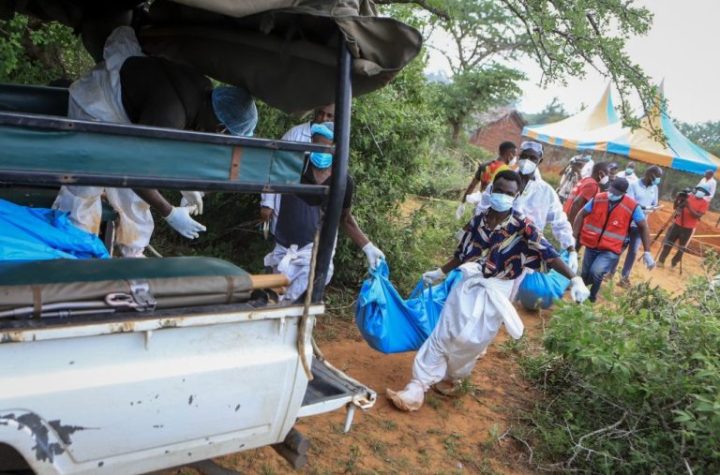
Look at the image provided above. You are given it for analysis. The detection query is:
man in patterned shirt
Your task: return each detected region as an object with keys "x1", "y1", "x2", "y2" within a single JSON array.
[{"x1": 387, "y1": 170, "x2": 590, "y2": 411}]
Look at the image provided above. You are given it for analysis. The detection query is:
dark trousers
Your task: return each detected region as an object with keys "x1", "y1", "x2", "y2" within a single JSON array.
[
  {"x1": 658, "y1": 224, "x2": 693, "y2": 266},
  {"x1": 620, "y1": 227, "x2": 641, "y2": 279}
]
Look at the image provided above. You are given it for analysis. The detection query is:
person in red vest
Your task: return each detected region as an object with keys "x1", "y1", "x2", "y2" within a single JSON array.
[
  {"x1": 657, "y1": 184, "x2": 710, "y2": 268},
  {"x1": 572, "y1": 177, "x2": 655, "y2": 302},
  {"x1": 563, "y1": 161, "x2": 611, "y2": 224}
]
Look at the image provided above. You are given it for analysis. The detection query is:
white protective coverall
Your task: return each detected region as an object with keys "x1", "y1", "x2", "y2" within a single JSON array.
[
  {"x1": 388, "y1": 263, "x2": 523, "y2": 410},
  {"x1": 53, "y1": 27, "x2": 152, "y2": 257},
  {"x1": 475, "y1": 176, "x2": 575, "y2": 296}
]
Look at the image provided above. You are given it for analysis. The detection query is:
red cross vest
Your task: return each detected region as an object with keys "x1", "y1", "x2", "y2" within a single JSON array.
[{"x1": 580, "y1": 193, "x2": 637, "y2": 254}]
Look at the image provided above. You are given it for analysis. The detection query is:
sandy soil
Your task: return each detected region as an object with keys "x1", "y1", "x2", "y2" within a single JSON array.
[{"x1": 163, "y1": 201, "x2": 715, "y2": 475}]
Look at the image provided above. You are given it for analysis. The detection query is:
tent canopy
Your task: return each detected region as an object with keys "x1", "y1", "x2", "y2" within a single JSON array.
[{"x1": 523, "y1": 84, "x2": 720, "y2": 177}]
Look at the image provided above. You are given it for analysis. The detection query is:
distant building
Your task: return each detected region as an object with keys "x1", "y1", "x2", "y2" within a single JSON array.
[{"x1": 469, "y1": 108, "x2": 526, "y2": 154}]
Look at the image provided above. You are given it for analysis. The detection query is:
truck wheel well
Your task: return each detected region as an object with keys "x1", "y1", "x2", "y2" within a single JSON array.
[{"x1": 0, "y1": 443, "x2": 32, "y2": 474}]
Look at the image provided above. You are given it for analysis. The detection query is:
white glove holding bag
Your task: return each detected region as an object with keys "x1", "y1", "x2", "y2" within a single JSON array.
[
  {"x1": 567, "y1": 250, "x2": 579, "y2": 274},
  {"x1": 164, "y1": 206, "x2": 207, "y2": 239},
  {"x1": 465, "y1": 192, "x2": 483, "y2": 204},
  {"x1": 422, "y1": 268, "x2": 445, "y2": 284},
  {"x1": 643, "y1": 251, "x2": 656, "y2": 270},
  {"x1": 570, "y1": 276, "x2": 590, "y2": 303},
  {"x1": 180, "y1": 191, "x2": 204, "y2": 216},
  {"x1": 362, "y1": 242, "x2": 385, "y2": 270}
]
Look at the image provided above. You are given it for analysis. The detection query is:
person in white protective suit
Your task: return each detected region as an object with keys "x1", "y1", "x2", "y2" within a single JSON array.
[
  {"x1": 474, "y1": 141, "x2": 579, "y2": 296},
  {"x1": 262, "y1": 123, "x2": 384, "y2": 302},
  {"x1": 259, "y1": 104, "x2": 335, "y2": 234},
  {"x1": 53, "y1": 26, "x2": 257, "y2": 257},
  {"x1": 387, "y1": 170, "x2": 591, "y2": 412}
]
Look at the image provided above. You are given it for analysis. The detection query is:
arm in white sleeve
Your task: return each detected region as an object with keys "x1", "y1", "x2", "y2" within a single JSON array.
[
  {"x1": 260, "y1": 193, "x2": 278, "y2": 210},
  {"x1": 547, "y1": 188, "x2": 576, "y2": 249}
]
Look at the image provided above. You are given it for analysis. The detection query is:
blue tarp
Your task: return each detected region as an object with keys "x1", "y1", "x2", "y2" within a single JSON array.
[
  {"x1": 356, "y1": 261, "x2": 462, "y2": 354},
  {"x1": 0, "y1": 198, "x2": 109, "y2": 260},
  {"x1": 516, "y1": 252, "x2": 571, "y2": 310}
]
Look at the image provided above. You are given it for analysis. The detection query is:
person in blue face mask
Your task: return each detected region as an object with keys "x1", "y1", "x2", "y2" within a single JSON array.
[
  {"x1": 262, "y1": 122, "x2": 385, "y2": 303},
  {"x1": 618, "y1": 166, "x2": 663, "y2": 286},
  {"x1": 387, "y1": 171, "x2": 590, "y2": 412},
  {"x1": 573, "y1": 177, "x2": 655, "y2": 302}
]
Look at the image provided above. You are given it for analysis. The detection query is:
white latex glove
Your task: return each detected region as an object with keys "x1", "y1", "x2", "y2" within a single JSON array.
[
  {"x1": 455, "y1": 203, "x2": 466, "y2": 220},
  {"x1": 422, "y1": 268, "x2": 445, "y2": 285},
  {"x1": 570, "y1": 276, "x2": 590, "y2": 303},
  {"x1": 164, "y1": 206, "x2": 207, "y2": 239},
  {"x1": 643, "y1": 251, "x2": 656, "y2": 270},
  {"x1": 567, "y1": 250, "x2": 579, "y2": 274},
  {"x1": 465, "y1": 192, "x2": 483, "y2": 204},
  {"x1": 180, "y1": 191, "x2": 204, "y2": 216},
  {"x1": 362, "y1": 242, "x2": 385, "y2": 270}
]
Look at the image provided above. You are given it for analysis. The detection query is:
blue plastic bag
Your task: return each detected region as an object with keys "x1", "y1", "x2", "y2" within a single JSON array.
[
  {"x1": 355, "y1": 261, "x2": 462, "y2": 354},
  {"x1": 516, "y1": 252, "x2": 570, "y2": 310},
  {"x1": 0, "y1": 198, "x2": 109, "y2": 261}
]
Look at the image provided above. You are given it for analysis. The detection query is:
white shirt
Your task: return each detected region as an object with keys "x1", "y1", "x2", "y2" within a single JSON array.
[
  {"x1": 698, "y1": 177, "x2": 717, "y2": 201},
  {"x1": 619, "y1": 170, "x2": 639, "y2": 185},
  {"x1": 628, "y1": 179, "x2": 658, "y2": 209},
  {"x1": 475, "y1": 176, "x2": 575, "y2": 249},
  {"x1": 580, "y1": 159, "x2": 594, "y2": 178},
  {"x1": 261, "y1": 122, "x2": 314, "y2": 230}
]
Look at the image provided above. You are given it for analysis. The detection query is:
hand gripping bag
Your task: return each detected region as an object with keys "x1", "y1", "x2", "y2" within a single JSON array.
[
  {"x1": 516, "y1": 251, "x2": 571, "y2": 310},
  {"x1": 355, "y1": 260, "x2": 461, "y2": 353}
]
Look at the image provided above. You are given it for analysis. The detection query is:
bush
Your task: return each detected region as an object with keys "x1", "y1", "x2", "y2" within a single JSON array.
[{"x1": 517, "y1": 256, "x2": 720, "y2": 474}]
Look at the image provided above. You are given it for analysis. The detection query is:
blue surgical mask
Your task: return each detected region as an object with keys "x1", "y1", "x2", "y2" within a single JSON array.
[
  {"x1": 489, "y1": 193, "x2": 514, "y2": 212},
  {"x1": 653, "y1": 177, "x2": 661, "y2": 185},
  {"x1": 309, "y1": 152, "x2": 333, "y2": 169},
  {"x1": 625, "y1": 168, "x2": 634, "y2": 175},
  {"x1": 608, "y1": 192, "x2": 623, "y2": 202},
  {"x1": 695, "y1": 191, "x2": 706, "y2": 199}
]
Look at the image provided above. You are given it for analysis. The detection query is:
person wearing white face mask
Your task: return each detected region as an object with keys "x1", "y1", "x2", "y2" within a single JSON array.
[
  {"x1": 386, "y1": 170, "x2": 590, "y2": 412},
  {"x1": 572, "y1": 177, "x2": 655, "y2": 303},
  {"x1": 563, "y1": 161, "x2": 611, "y2": 225}
]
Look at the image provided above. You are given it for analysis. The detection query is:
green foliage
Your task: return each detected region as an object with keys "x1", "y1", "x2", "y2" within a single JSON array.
[
  {"x1": 677, "y1": 121, "x2": 720, "y2": 158},
  {"x1": 524, "y1": 97, "x2": 569, "y2": 126},
  {"x1": 518, "y1": 257, "x2": 720, "y2": 474},
  {"x1": 0, "y1": 14, "x2": 92, "y2": 84}
]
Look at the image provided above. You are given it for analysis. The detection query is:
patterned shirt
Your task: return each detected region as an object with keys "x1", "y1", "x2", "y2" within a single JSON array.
[{"x1": 454, "y1": 210, "x2": 560, "y2": 280}]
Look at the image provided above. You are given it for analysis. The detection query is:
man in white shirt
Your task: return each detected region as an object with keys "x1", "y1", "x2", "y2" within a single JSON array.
[
  {"x1": 618, "y1": 166, "x2": 663, "y2": 286},
  {"x1": 260, "y1": 104, "x2": 335, "y2": 231},
  {"x1": 619, "y1": 161, "x2": 639, "y2": 185},
  {"x1": 475, "y1": 141, "x2": 578, "y2": 294},
  {"x1": 697, "y1": 170, "x2": 717, "y2": 202}
]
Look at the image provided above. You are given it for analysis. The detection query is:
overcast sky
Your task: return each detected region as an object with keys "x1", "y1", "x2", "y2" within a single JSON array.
[{"x1": 426, "y1": 0, "x2": 719, "y2": 124}]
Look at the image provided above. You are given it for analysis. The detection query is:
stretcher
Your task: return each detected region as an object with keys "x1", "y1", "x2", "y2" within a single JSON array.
[{"x1": 0, "y1": 257, "x2": 288, "y2": 318}]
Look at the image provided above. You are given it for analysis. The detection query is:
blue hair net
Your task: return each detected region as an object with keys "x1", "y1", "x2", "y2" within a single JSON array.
[{"x1": 211, "y1": 86, "x2": 258, "y2": 136}]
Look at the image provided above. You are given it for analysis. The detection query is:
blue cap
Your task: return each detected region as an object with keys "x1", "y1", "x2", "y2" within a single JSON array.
[
  {"x1": 310, "y1": 122, "x2": 334, "y2": 141},
  {"x1": 211, "y1": 86, "x2": 257, "y2": 136}
]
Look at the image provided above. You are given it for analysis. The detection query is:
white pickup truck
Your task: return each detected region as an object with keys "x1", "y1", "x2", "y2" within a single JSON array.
[{"x1": 0, "y1": 1, "x2": 420, "y2": 473}]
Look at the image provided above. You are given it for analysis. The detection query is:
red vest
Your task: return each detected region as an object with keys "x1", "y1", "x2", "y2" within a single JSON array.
[
  {"x1": 580, "y1": 193, "x2": 637, "y2": 254},
  {"x1": 563, "y1": 176, "x2": 598, "y2": 215},
  {"x1": 480, "y1": 160, "x2": 509, "y2": 188}
]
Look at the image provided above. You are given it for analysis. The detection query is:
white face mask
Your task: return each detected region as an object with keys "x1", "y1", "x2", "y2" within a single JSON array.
[
  {"x1": 489, "y1": 192, "x2": 515, "y2": 212},
  {"x1": 518, "y1": 159, "x2": 537, "y2": 176},
  {"x1": 599, "y1": 175, "x2": 610, "y2": 185},
  {"x1": 509, "y1": 157, "x2": 518, "y2": 167}
]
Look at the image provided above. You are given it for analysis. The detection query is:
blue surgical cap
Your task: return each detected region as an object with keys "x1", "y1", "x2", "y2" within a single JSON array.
[
  {"x1": 211, "y1": 86, "x2": 257, "y2": 137},
  {"x1": 311, "y1": 122, "x2": 334, "y2": 141}
]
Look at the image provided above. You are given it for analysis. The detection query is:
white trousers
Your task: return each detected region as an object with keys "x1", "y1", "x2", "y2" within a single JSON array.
[
  {"x1": 53, "y1": 186, "x2": 153, "y2": 257},
  {"x1": 394, "y1": 264, "x2": 523, "y2": 408}
]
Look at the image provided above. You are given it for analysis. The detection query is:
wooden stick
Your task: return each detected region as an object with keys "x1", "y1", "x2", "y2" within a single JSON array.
[{"x1": 248, "y1": 274, "x2": 289, "y2": 290}]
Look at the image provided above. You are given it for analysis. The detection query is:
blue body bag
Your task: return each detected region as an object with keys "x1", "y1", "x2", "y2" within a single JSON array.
[
  {"x1": 515, "y1": 251, "x2": 570, "y2": 310},
  {"x1": 0, "y1": 198, "x2": 109, "y2": 261},
  {"x1": 355, "y1": 261, "x2": 462, "y2": 354}
]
